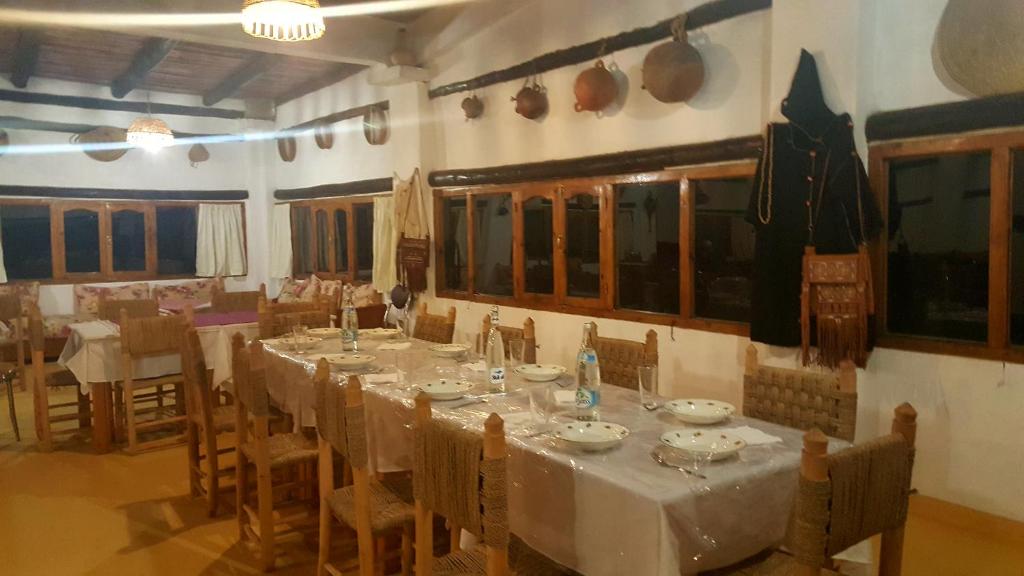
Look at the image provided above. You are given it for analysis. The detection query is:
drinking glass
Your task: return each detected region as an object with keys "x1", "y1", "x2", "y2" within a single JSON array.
[
  {"x1": 638, "y1": 365, "x2": 659, "y2": 410},
  {"x1": 462, "y1": 332, "x2": 480, "y2": 362},
  {"x1": 292, "y1": 324, "x2": 308, "y2": 353},
  {"x1": 528, "y1": 384, "x2": 553, "y2": 427},
  {"x1": 508, "y1": 339, "x2": 526, "y2": 369}
]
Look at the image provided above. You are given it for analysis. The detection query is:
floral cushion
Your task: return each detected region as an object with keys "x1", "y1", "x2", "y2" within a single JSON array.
[
  {"x1": 313, "y1": 276, "x2": 343, "y2": 307},
  {"x1": 277, "y1": 278, "x2": 318, "y2": 303},
  {"x1": 352, "y1": 283, "x2": 379, "y2": 308},
  {"x1": 42, "y1": 313, "x2": 96, "y2": 339},
  {"x1": 0, "y1": 282, "x2": 40, "y2": 312},
  {"x1": 152, "y1": 279, "x2": 218, "y2": 305},
  {"x1": 74, "y1": 282, "x2": 151, "y2": 315}
]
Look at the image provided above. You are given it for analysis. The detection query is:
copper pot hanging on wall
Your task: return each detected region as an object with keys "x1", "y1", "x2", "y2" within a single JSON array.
[
  {"x1": 511, "y1": 82, "x2": 547, "y2": 120},
  {"x1": 72, "y1": 126, "x2": 129, "y2": 162},
  {"x1": 0, "y1": 129, "x2": 8, "y2": 156},
  {"x1": 313, "y1": 120, "x2": 334, "y2": 149},
  {"x1": 363, "y1": 107, "x2": 389, "y2": 145},
  {"x1": 574, "y1": 59, "x2": 618, "y2": 112},
  {"x1": 642, "y1": 15, "x2": 705, "y2": 103},
  {"x1": 278, "y1": 136, "x2": 297, "y2": 162},
  {"x1": 461, "y1": 95, "x2": 484, "y2": 119},
  {"x1": 188, "y1": 143, "x2": 210, "y2": 167}
]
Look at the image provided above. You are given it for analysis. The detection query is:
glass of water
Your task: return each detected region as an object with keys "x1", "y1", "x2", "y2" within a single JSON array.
[
  {"x1": 508, "y1": 339, "x2": 526, "y2": 369},
  {"x1": 638, "y1": 365, "x2": 659, "y2": 410},
  {"x1": 292, "y1": 324, "x2": 308, "y2": 353}
]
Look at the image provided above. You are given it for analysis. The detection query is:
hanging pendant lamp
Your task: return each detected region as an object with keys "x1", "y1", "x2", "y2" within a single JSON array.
[
  {"x1": 241, "y1": 0, "x2": 326, "y2": 42},
  {"x1": 127, "y1": 92, "x2": 174, "y2": 151}
]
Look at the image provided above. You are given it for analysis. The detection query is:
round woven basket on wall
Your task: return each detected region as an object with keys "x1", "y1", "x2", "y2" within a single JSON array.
[
  {"x1": 71, "y1": 126, "x2": 129, "y2": 162},
  {"x1": 936, "y1": 0, "x2": 1024, "y2": 96}
]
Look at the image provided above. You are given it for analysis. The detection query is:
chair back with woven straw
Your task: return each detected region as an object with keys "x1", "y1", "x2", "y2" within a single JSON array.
[
  {"x1": 257, "y1": 296, "x2": 330, "y2": 338},
  {"x1": 412, "y1": 302, "x2": 456, "y2": 344},
  {"x1": 211, "y1": 284, "x2": 266, "y2": 313},
  {"x1": 99, "y1": 298, "x2": 159, "y2": 322},
  {"x1": 743, "y1": 344, "x2": 857, "y2": 442},
  {"x1": 355, "y1": 303, "x2": 388, "y2": 329},
  {"x1": 414, "y1": 393, "x2": 508, "y2": 576},
  {"x1": 792, "y1": 403, "x2": 917, "y2": 576},
  {"x1": 182, "y1": 328, "x2": 215, "y2": 433},
  {"x1": 230, "y1": 333, "x2": 271, "y2": 419},
  {"x1": 120, "y1": 311, "x2": 186, "y2": 359},
  {"x1": 590, "y1": 323, "x2": 657, "y2": 390},
  {"x1": 481, "y1": 315, "x2": 537, "y2": 364}
]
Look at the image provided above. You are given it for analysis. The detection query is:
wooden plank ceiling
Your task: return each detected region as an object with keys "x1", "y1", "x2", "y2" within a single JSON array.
[{"x1": 0, "y1": 26, "x2": 365, "y2": 106}]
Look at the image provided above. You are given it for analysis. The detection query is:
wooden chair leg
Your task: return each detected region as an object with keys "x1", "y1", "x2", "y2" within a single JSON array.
[
  {"x1": 77, "y1": 388, "x2": 91, "y2": 430},
  {"x1": 236, "y1": 452, "x2": 249, "y2": 540},
  {"x1": 317, "y1": 495, "x2": 333, "y2": 576},
  {"x1": 186, "y1": 422, "x2": 201, "y2": 498},
  {"x1": 375, "y1": 536, "x2": 386, "y2": 576},
  {"x1": 113, "y1": 385, "x2": 125, "y2": 443},
  {"x1": 257, "y1": 462, "x2": 275, "y2": 572},
  {"x1": 125, "y1": 380, "x2": 138, "y2": 453},
  {"x1": 206, "y1": 432, "x2": 220, "y2": 517},
  {"x1": 401, "y1": 524, "x2": 413, "y2": 576},
  {"x1": 34, "y1": 374, "x2": 52, "y2": 452},
  {"x1": 4, "y1": 374, "x2": 20, "y2": 442}
]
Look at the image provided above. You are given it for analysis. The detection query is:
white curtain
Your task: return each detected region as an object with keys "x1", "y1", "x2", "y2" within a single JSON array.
[
  {"x1": 196, "y1": 203, "x2": 247, "y2": 277},
  {"x1": 270, "y1": 203, "x2": 293, "y2": 279},
  {"x1": 0, "y1": 207, "x2": 7, "y2": 283},
  {"x1": 373, "y1": 196, "x2": 398, "y2": 291}
]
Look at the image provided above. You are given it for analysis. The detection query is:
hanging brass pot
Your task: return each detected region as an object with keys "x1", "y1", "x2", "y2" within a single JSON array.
[
  {"x1": 363, "y1": 107, "x2": 389, "y2": 145},
  {"x1": 642, "y1": 15, "x2": 705, "y2": 103},
  {"x1": 188, "y1": 143, "x2": 210, "y2": 167},
  {"x1": 511, "y1": 82, "x2": 547, "y2": 120},
  {"x1": 71, "y1": 126, "x2": 129, "y2": 162},
  {"x1": 278, "y1": 136, "x2": 297, "y2": 162},
  {"x1": 574, "y1": 59, "x2": 619, "y2": 113},
  {"x1": 313, "y1": 120, "x2": 334, "y2": 149},
  {"x1": 461, "y1": 95, "x2": 484, "y2": 119}
]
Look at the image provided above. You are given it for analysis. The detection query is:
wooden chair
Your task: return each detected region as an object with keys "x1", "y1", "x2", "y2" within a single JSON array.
[
  {"x1": 232, "y1": 333, "x2": 319, "y2": 572},
  {"x1": 355, "y1": 303, "x2": 389, "y2": 330},
  {"x1": 743, "y1": 344, "x2": 857, "y2": 442},
  {"x1": 316, "y1": 368, "x2": 415, "y2": 576},
  {"x1": 481, "y1": 315, "x2": 537, "y2": 363},
  {"x1": 412, "y1": 303, "x2": 456, "y2": 344},
  {"x1": 414, "y1": 392, "x2": 508, "y2": 576},
  {"x1": 0, "y1": 294, "x2": 26, "y2": 440},
  {"x1": 710, "y1": 404, "x2": 917, "y2": 576},
  {"x1": 212, "y1": 284, "x2": 267, "y2": 313},
  {"x1": 182, "y1": 327, "x2": 237, "y2": 517},
  {"x1": 119, "y1": 310, "x2": 189, "y2": 452},
  {"x1": 27, "y1": 306, "x2": 90, "y2": 452},
  {"x1": 98, "y1": 297, "x2": 160, "y2": 322},
  {"x1": 258, "y1": 295, "x2": 331, "y2": 339},
  {"x1": 590, "y1": 323, "x2": 658, "y2": 390}
]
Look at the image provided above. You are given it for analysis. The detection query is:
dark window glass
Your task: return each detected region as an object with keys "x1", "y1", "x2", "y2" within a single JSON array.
[
  {"x1": 0, "y1": 205, "x2": 52, "y2": 280},
  {"x1": 111, "y1": 210, "x2": 146, "y2": 272},
  {"x1": 693, "y1": 178, "x2": 755, "y2": 322},
  {"x1": 355, "y1": 204, "x2": 374, "y2": 282},
  {"x1": 156, "y1": 206, "x2": 197, "y2": 275},
  {"x1": 565, "y1": 193, "x2": 600, "y2": 299},
  {"x1": 443, "y1": 197, "x2": 468, "y2": 292},
  {"x1": 64, "y1": 208, "x2": 101, "y2": 273},
  {"x1": 315, "y1": 210, "x2": 329, "y2": 273},
  {"x1": 523, "y1": 197, "x2": 554, "y2": 295},
  {"x1": 887, "y1": 153, "x2": 990, "y2": 342},
  {"x1": 615, "y1": 182, "x2": 679, "y2": 314},
  {"x1": 473, "y1": 194, "x2": 513, "y2": 296},
  {"x1": 334, "y1": 210, "x2": 349, "y2": 273},
  {"x1": 292, "y1": 206, "x2": 313, "y2": 276},
  {"x1": 1012, "y1": 151, "x2": 1024, "y2": 346}
]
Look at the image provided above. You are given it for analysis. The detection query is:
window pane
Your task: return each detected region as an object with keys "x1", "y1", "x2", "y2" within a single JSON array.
[
  {"x1": 523, "y1": 197, "x2": 554, "y2": 295},
  {"x1": 0, "y1": 205, "x2": 52, "y2": 280},
  {"x1": 693, "y1": 178, "x2": 755, "y2": 322},
  {"x1": 315, "y1": 210, "x2": 329, "y2": 273},
  {"x1": 64, "y1": 208, "x2": 101, "y2": 274},
  {"x1": 292, "y1": 206, "x2": 313, "y2": 276},
  {"x1": 615, "y1": 182, "x2": 679, "y2": 314},
  {"x1": 473, "y1": 194, "x2": 513, "y2": 297},
  {"x1": 887, "y1": 153, "x2": 990, "y2": 342},
  {"x1": 355, "y1": 204, "x2": 374, "y2": 282},
  {"x1": 1012, "y1": 150, "x2": 1024, "y2": 346},
  {"x1": 565, "y1": 193, "x2": 600, "y2": 299},
  {"x1": 157, "y1": 206, "x2": 197, "y2": 275},
  {"x1": 443, "y1": 197, "x2": 468, "y2": 291},
  {"x1": 111, "y1": 210, "x2": 146, "y2": 272},
  {"x1": 334, "y1": 210, "x2": 349, "y2": 273}
]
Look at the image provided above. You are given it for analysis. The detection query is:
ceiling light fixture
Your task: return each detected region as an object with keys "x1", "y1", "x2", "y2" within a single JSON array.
[
  {"x1": 241, "y1": 0, "x2": 325, "y2": 42},
  {"x1": 127, "y1": 93, "x2": 174, "y2": 151}
]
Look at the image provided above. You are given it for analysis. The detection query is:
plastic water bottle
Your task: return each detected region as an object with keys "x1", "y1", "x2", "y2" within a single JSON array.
[
  {"x1": 575, "y1": 322, "x2": 601, "y2": 421},
  {"x1": 340, "y1": 285, "x2": 359, "y2": 352},
  {"x1": 484, "y1": 306, "x2": 506, "y2": 393}
]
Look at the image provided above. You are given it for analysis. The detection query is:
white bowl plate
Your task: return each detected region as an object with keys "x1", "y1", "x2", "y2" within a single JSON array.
[
  {"x1": 320, "y1": 353, "x2": 376, "y2": 370},
  {"x1": 307, "y1": 327, "x2": 342, "y2": 337},
  {"x1": 554, "y1": 421, "x2": 630, "y2": 451},
  {"x1": 660, "y1": 429, "x2": 746, "y2": 461},
  {"x1": 418, "y1": 379, "x2": 475, "y2": 401},
  {"x1": 361, "y1": 328, "x2": 403, "y2": 339},
  {"x1": 663, "y1": 398, "x2": 736, "y2": 425},
  {"x1": 429, "y1": 343, "x2": 470, "y2": 358},
  {"x1": 515, "y1": 364, "x2": 566, "y2": 382}
]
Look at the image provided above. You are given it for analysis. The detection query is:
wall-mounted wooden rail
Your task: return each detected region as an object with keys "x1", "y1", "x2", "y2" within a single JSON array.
[
  {"x1": 0, "y1": 185, "x2": 247, "y2": 201},
  {"x1": 274, "y1": 177, "x2": 393, "y2": 201},
  {"x1": 865, "y1": 91, "x2": 1024, "y2": 142},
  {"x1": 0, "y1": 89, "x2": 245, "y2": 120}
]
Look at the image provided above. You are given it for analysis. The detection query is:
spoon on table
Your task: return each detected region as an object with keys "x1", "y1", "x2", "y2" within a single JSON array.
[{"x1": 651, "y1": 449, "x2": 707, "y2": 480}]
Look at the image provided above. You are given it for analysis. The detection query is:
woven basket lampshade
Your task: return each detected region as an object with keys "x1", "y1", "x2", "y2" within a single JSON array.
[
  {"x1": 242, "y1": 0, "x2": 325, "y2": 42},
  {"x1": 127, "y1": 117, "x2": 174, "y2": 150}
]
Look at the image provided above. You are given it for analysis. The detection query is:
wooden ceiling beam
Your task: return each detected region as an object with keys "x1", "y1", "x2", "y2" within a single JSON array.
[
  {"x1": 203, "y1": 54, "x2": 272, "y2": 107},
  {"x1": 10, "y1": 29, "x2": 43, "y2": 89},
  {"x1": 110, "y1": 38, "x2": 179, "y2": 99}
]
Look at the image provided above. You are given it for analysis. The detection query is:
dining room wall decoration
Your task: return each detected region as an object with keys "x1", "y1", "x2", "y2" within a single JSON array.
[
  {"x1": 642, "y1": 14, "x2": 705, "y2": 103},
  {"x1": 278, "y1": 135, "x2": 297, "y2": 162},
  {"x1": 363, "y1": 106, "x2": 389, "y2": 145},
  {"x1": 71, "y1": 126, "x2": 129, "y2": 162},
  {"x1": 511, "y1": 81, "x2": 547, "y2": 120},
  {"x1": 188, "y1": 143, "x2": 210, "y2": 168},
  {"x1": 461, "y1": 94, "x2": 484, "y2": 119},
  {"x1": 574, "y1": 59, "x2": 619, "y2": 113}
]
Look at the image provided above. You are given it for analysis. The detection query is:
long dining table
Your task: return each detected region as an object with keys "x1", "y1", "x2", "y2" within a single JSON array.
[{"x1": 261, "y1": 334, "x2": 845, "y2": 575}]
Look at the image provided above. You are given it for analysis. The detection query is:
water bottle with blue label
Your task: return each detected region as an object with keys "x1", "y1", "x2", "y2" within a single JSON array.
[
  {"x1": 485, "y1": 305, "x2": 506, "y2": 392},
  {"x1": 340, "y1": 284, "x2": 358, "y2": 352},
  {"x1": 575, "y1": 322, "x2": 601, "y2": 421}
]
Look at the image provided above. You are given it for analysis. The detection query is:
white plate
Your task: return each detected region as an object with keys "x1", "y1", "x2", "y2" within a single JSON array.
[
  {"x1": 273, "y1": 335, "x2": 320, "y2": 348},
  {"x1": 307, "y1": 327, "x2": 342, "y2": 337},
  {"x1": 663, "y1": 398, "x2": 736, "y2": 425},
  {"x1": 418, "y1": 379, "x2": 475, "y2": 401},
  {"x1": 554, "y1": 421, "x2": 629, "y2": 451},
  {"x1": 429, "y1": 343, "x2": 470, "y2": 358},
  {"x1": 660, "y1": 429, "x2": 746, "y2": 461},
  {"x1": 320, "y1": 353, "x2": 376, "y2": 370},
  {"x1": 361, "y1": 328, "x2": 403, "y2": 340},
  {"x1": 515, "y1": 364, "x2": 566, "y2": 382}
]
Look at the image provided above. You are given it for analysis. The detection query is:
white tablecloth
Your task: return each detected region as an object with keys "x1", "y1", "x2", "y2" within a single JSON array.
[
  {"x1": 59, "y1": 320, "x2": 259, "y2": 393},
  {"x1": 262, "y1": 337, "x2": 852, "y2": 575}
]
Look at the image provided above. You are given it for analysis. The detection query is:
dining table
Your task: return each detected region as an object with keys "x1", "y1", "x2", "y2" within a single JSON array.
[
  {"x1": 58, "y1": 311, "x2": 260, "y2": 453},
  {"x1": 262, "y1": 334, "x2": 850, "y2": 575}
]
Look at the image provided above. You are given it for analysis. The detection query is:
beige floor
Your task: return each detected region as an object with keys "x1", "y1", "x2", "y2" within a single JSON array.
[{"x1": 2, "y1": 386, "x2": 1023, "y2": 576}]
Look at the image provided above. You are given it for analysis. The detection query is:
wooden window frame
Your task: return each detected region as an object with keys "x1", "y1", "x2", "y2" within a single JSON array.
[
  {"x1": 433, "y1": 162, "x2": 758, "y2": 335},
  {"x1": 0, "y1": 198, "x2": 245, "y2": 285},
  {"x1": 288, "y1": 197, "x2": 374, "y2": 283},
  {"x1": 869, "y1": 128, "x2": 1024, "y2": 363}
]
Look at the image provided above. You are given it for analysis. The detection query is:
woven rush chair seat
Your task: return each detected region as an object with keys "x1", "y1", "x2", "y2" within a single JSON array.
[
  {"x1": 326, "y1": 477, "x2": 415, "y2": 534},
  {"x1": 434, "y1": 547, "x2": 495, "y2": 576},
  {"x1": 211, "y1": 284, "x2": 265, "y2": 313},
  {"x1": 98, "y1": 298, "x2": 159, "y2": 322},
  {"x1": 209, "y1": 405, "x2": 236, "y2": 433},
  {"x1": 240, "y1": 431, "x2": 317, "y2": 467}
]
